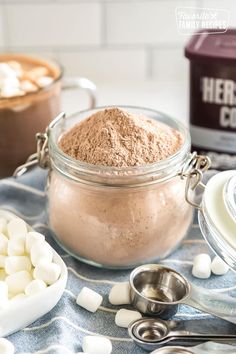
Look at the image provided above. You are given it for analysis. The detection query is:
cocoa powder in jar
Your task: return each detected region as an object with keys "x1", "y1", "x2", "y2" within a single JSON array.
[{"x1": 49, "y1": 107, "x2": 192, "y2": 267}]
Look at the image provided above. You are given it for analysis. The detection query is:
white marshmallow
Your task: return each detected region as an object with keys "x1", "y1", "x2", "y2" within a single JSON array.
[
  {"x1": 76, "y1": 287, "x2": 103, "y2": 313},
  {"x1": 0, "y1": 233, "x2": 8, "y2": 255},
  {"x1": 115, "y1": 309, "x2": 142, "y2": 328},
  {"x1": 0, "y1": 63, "x2": 17, "y2": 79},
  {"x1": 7, "y1": 238, "x2": 25, "y2": 256},
  {"x1": 20, "y1": 80, "x2": 38, "y2": 93},
  {"x1": 0, "y1": 281, "x2": 8, "y2": 310},
  {"x1": 0, "y1": 256, "x2": 6, "y2": 268},
  {"x1": 6, "y1": 270, "x2": 32, "y2": 295},
  {"x1": 0, "y1": 218, "x2": 7, "y2": 235},
  {"x1": 30, "y1": 241, "x2": 53, "y2": 266},
  {"x1": 211, "y1": 256, "x2": 229, "y2": 275},
  {"x1": 82, "y1": 336, "x2": 112, "y2": 354},
  {"x1": 192, "y1": 253, "x2": 211, "y2": 279},
  {"x1": 5, "y1": 256, "x2": 31, "y2": 275},
  {"x1": 7, "y1": 61, "x2": 22, "y2": 78},
  {"x1": 26, "y1": 232, "x2": 45, "y2": 253},
  {"x1": 33, "y1": 260, "x2": 61, "y2": 285},
  {"x1": 7, "y1": 219, "x2": 27, "y2": 239},
  {"x1": 0, "y1": 269, "x2": 6, "y2": 281},
  {"x1": 25, "y1": 279, "x2": 47, "y2": 296},
  {"x1": 36, "y1": 76, "x2": 53, "y2": 88},
  {"x1": 109, "y1": 282, "x2": 131, "y2": 305},
  {"x1": 10, "y1": 293, "x2": 27, "y2": 304},
  {"x1": 0, "y1": 338, "x2": 15, "y2": 354},
  {"x1": 0, "y1": 77, "x2": 20, "y2": 89}
]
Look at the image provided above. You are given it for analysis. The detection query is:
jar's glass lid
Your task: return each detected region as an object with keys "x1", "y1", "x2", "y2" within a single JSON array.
[{"x1": 199, "y1": 170, "x2": 236, "y2": 270}]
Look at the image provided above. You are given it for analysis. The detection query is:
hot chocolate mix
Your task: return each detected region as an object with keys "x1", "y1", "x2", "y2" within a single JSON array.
[
  {"x1": 49, "y1": 108, "x2": 192, "y2": 267},
  {"x1": 59, "y1": 108, "x2": 183, "y2": 167}
]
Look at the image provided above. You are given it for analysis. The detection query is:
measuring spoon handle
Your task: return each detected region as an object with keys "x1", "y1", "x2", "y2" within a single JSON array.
[{"x1": 184, "y1": 284, "x2": 236, "y2": 324}]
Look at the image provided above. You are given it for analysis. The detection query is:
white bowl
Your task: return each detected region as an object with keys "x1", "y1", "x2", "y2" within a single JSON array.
[{"x1": 0, "y1": 209, "x2": 68, "y2": 336}]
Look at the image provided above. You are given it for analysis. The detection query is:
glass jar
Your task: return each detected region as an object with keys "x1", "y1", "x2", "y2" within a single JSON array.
[
  {"x1": 36, "y1": 106, "x2": 197, "y2": 269},
  {"x1": 16, "y1": 106, "x2": 212, "y2": 269}
]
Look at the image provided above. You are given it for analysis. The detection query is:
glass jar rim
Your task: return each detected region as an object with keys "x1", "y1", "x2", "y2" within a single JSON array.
[{"x1": 48, "y1": 105, "x2": 191, "y2": 186}]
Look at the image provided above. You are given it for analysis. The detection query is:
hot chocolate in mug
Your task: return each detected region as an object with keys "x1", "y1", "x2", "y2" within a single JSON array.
[{"x1": 0, "y1": 54, "x2": 96, "y2": 178}]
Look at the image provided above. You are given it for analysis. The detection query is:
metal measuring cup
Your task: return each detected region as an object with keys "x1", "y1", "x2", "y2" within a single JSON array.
[{"x1": 130, "y1": 264, "x2": 236, "y2": 323}]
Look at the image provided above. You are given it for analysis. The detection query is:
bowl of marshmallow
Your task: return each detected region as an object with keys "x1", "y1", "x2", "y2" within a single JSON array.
[{"x1": 0, "y1": 209, "x2": 67, "y2": 337}]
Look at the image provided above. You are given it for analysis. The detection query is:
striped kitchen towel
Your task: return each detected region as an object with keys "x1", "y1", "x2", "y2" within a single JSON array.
[{"x1": 0, "y1": 168, "x2": 235, "y2": 354}]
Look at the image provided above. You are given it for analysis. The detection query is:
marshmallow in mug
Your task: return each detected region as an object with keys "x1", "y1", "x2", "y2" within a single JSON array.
[{"x1": 0, "y1": 61, "x2": 54, "y2": 98}]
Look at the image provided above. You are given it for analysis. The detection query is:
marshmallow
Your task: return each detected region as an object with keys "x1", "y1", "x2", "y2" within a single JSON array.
[
  {"x1": 0, "y1": 256, "x2": 6, "y2": 268},
  {"x1": 6, "y1": 270, "x2": 32, "y2": 295},
  {"x1": 109, "y1": 282, "x2": 131, "y2": 305},
  {"x1": 0, "y1": 218, "x2": 7, "y2": 235},
  {"x1": 211, "y1": 256, "x2": 229, "y2": 276},
  {"x1": 30, "y1": 241, "x2": 53, "y2": 266},
  {"x1": 0, "y1": 281, "x2": 8, "y2": 310},
  {"x1": 10, "y1": 293, "x2": 27, "y2": 304},
  {"x1": 26, "y1": 66, "x2": 48, "y2": 81},
  {"x1": 20, "y1": 80, "x2": 38, "y2": 93},
  {"x1": 0, "y1": 77, "x2": 20, "y2": 89},
  {"x1": 7, "y1": 219, "x2": 27, "y2": 239},
  {"x1": 0, "y1": 269, "x2": 6, "y2": 281},
  {"x1": 33, "y1": 260, "x2": 61, "y2": 285},
  {"x1": 0, "y1": 233, "x2": 8, "y2": 255},
  {"x1": 115, "y1": 309, "x2": 142, "y2": 328},
  {"x1": 7, "y1": 238, "x2": 25, "y2": 256},
  {"x1": 25, "y1": 279, "x2": 47, "y2": 296},
  {"x1": 82, "y1": 336, "x2": 112, "y2": 354},
  {"x1": 7, "y1": 60, "x2": 23, "y2": 78},
  {"x1": 36, "y1": 76, "x2": 53, "y2": 88},
  {"x1": 0, "y1": 338, "x2": 15, "y2": 354},
  {"x1": 192, "y1": 253, "x2": 211, "y2": 279},
  {"x1": 76, "y1": 287, "x2": 103, "y2": 313},
  {"x1": 5, "y1": 256, "x2": 31, "y2": 275},
  {"x1": 26, "y1": 232, "x2": 45, "y2": 253},
  {"x1": 0, "y1": 87, "x2": 24, "y2": 98},
  {"x1": 0, "y1": 63, "x2": 17, "y2": 79}
]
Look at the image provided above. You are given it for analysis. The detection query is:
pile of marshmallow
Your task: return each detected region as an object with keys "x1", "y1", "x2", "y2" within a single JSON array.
[
  {"x1": 0, "y1": 216, "x2": 61, "y2": 304},
  {"x1": 76, "y1": 282, "x2": 141, "y2": 354},
  {"x1": 0, "y1": 61, "x2": 54, "y2": 98},
  {"x1": 0, "y1": 215, "x2": 61, "y2": 353},
  {"x1": 192, "y1": 253, "x2": 229, "y2": 279}
]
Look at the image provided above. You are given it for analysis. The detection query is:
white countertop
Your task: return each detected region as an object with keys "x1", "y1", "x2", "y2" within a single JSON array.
[{"x1": 62, "y1": 80, "x2": 189, "y2": 127}]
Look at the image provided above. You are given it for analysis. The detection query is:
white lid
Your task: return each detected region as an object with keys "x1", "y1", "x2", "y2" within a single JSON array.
[{"x1": 199, "y1": 170, "x2": 236, "y2": 269}]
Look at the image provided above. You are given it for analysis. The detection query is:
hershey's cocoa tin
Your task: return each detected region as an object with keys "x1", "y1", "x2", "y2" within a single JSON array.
[{"x1": 185, "y1": 29, "x2": 236, "y2": 170}]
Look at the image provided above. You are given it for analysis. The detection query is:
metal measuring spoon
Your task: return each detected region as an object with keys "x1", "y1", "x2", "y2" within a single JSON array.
[
  {"x1": 150, "y1": 342, "x2": 236, "y2": 354},
  {"x1": 128, "y1": 318, "x2": 236, "y2": 351},
  {"x1": 130, "y1": 264, "x2": 236, "y2": 323}
]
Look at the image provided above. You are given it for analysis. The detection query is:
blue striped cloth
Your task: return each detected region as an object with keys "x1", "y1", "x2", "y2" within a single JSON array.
[{"x1": 0, "y1": 168, "x2": 236, "y2": 354}]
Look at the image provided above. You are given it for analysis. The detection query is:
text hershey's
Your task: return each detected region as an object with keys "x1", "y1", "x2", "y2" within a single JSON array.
[{"x1": 202, "y1": 76, "x2": 236, "y2": 128}]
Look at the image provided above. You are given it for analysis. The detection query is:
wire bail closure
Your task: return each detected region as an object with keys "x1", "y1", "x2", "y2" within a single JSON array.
[{"x1": 180, "y1": 152, "x2": 211, "y2": 210}]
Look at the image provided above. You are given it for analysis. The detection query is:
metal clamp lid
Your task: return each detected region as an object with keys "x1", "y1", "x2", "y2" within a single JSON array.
[{"x1": 180, "y1": 152, "x2": 211, "y2": 210}]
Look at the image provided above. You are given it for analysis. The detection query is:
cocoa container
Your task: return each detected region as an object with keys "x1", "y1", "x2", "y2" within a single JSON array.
[{"x1": 185, "y1": 29, "x2": 236, "y2": 169}]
